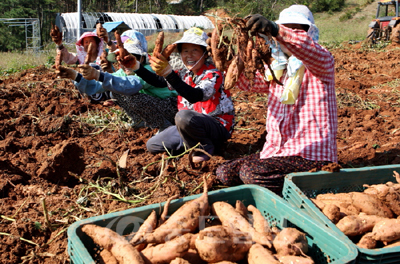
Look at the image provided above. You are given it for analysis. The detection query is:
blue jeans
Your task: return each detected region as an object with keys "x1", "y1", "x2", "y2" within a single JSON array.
[{"x1": 146, "y1": 110, "x2": 231, "y2": 155}]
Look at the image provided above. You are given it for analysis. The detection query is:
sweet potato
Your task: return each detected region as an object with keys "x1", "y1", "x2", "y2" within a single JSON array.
[
  {"x1": 82, "y1": 224, "x2": 145, "y2": 264},
  {"x1": 211, "y1": 201, "x2": 273, "y2": 248},
  {"x1": 383, "y1": 239, "x2": 400, "y2": 248},
  {"x1": 248, "y1": 243, "x2": 280, "y2": 264},
  {"x1": 311, "y1": 198, "x2": 325, "y2": 210},
  {"x1": 96, "y1": 23, "x2": 108, "y2": 43},
  {"x1": 96, "y1": 23, "x2": 103, "y2": 38},
  {"x1": 50, "y1": 23, "x2": 62, "y2": 44},
  {"x1": 115, "y1": 30, "x2": 129, "y2": 58},
  {"x1": 195, "y1": 225, "x2": 252, "y2": 263},
  {"x1": 141, "y1": 233, "x2": 192, "y2": 264},
  {"x1": 273, "y1": 227, "x2": 308, "y2": 256},
  {"x1": 99, "y1": 249, "x2": 118, "y2": 264},
  {"x1": 363, "y1": 183, "x2": 391, "y2": 198},
  {"x1": 130, "y1": 210, "x2": 158, "y2": 250},
  {"x1": 357, "y1": 232, "x2": 377, "y2": 249},
  {"x1": 316, "y1": 193, "x2": 352, "y2": 203},
  {"x1": 159, "y1": 194, "x2": 179, "y2": 225},
  {"x1": 350, "y1": 192, "x2": 393, "y2": 218},
  {"x1": 115, "y1": 30, "x2": 124, "y2": 50},
  {"x1": 55, "y1": 51, "x2": 63, "y2": 70},
  {"x1": 170, "y1": 257, "x2": 190, "y2": 264},
  {"x1": 210, "y1": 27, "x2": 227, "y2": 72},
  {"x1": 316, "y1": 191, "x2": 394, "y2": 217},
  {"x1": 322, "y1": 203, "x2": 341, "y2": 224},
  {"x1": 247, "y1": 204, "x2": 271, "y2": 234},
  {"x1": 372, "y1": 218, "x2": 400, "y2": 243},
  {"x1": 153, "y1": 31, "x2": 164, "y2": 57},
  {"x1": 84, "y1": 43, "x2": 94, "y2": 65},
  {"x1": 235, "y1": 200, "x2": 248, "y2": 220},
  {"x1": 276, "y1": 255, "x2": 315, "y2": 264},
  {"x1": 180, "y1": 248, "x2": 207, "y2": 264},
  {"x1": 336, "y1": 213, "x2": 387, "y2": 236},
  {"x1": 224, "y1": 56, "x2": 243, "y2": 90},
  {"x1": 144, "y1": 176, "x2": 209, "y2": 244},
  {"x1": 364, "y1": 182, "x2": 400, "y2": 216},
  {"x1": 161, "y1": 44, "x2": 177, "y2": 60}
]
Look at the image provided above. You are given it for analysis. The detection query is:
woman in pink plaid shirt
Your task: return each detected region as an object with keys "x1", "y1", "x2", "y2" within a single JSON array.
[{"x1": 216, "y1": 5, "x2": 338, "y2": 194}]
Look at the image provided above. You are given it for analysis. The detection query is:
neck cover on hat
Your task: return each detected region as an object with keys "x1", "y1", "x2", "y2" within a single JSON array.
[{"x1": 265, "y1": 5, "x2": 319, "y2": 104}]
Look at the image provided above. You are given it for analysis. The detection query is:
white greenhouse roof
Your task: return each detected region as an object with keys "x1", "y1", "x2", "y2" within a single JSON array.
[{"x1": 56, "y1": 12, "x2": 214, "y2": 43}]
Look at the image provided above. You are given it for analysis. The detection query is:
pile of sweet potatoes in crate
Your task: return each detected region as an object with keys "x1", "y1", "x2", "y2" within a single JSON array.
[
  {"x1": 82, "y1": 178, "x2": 315, "y2": 264},
  {"x1": 312, "y1": 171, "x2": 400, "y2": 249}
]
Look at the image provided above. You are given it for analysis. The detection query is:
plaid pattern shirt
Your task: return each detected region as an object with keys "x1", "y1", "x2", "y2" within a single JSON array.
[{"x1": 236, "y1": 26, "x2": 338, "y2": 162}]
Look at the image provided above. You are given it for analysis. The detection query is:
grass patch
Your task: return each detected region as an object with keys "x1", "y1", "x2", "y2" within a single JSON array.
[
  {"x1": 72, "y1": 107, "x2": 131, "y2": 134},
  {"x1": 315, "y1": 0, "x2": 377, "y2": 43},
  {"x1": 0, "y1": 49, "x2": 55, "y2": 76},
  {"x1": 336, "y1": 90, "x2": 380, "y2": 110}
]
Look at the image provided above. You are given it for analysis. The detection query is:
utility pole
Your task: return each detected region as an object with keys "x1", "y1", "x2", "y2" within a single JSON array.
[{"x1": 77, "y1": 0, "x2": 82, "y2": 41}]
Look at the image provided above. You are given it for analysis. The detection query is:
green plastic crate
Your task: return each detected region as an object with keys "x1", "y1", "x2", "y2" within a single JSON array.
[
  {"x1": 283, "y1": 164, "x2": 400, "y2": 264},
  {"x1": 68, "y1": 184, "x2": 357, "y2": 264}
]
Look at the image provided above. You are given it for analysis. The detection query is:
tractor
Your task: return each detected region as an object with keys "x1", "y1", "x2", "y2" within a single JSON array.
[{"x1": 367, "y1": 0, "x2": 400, "y2": 44}]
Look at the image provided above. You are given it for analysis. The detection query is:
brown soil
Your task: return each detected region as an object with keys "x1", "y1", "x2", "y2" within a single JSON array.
[{"x1": 2, "y1": 43, "x2": 400, "y2": 263}]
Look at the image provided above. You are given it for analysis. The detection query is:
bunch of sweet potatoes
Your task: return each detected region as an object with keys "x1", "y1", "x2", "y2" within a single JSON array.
[
  {"x1": 82, "y1": 178, "x2": 316, "y2": 263},
  {"x1": 208, "y1": 16, "x2": 281, "y2": 90},
  {"x1": 312, "y1": 171, "x2": 400, "y2": 249}
]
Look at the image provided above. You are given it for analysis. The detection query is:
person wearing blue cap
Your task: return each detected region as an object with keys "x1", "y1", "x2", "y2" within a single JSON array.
[
  {"x1": 56, "y1": 30, "x2": 178, "y2": 131},
  {"x1": 115, "y1": 27, "x2": 235, "y2": 163},
  {"x1": 215, "y1": 5, "x2": 338, "y2": 194}
]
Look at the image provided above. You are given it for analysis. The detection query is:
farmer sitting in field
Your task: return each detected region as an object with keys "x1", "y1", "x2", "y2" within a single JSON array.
[
  {"x1": 56, "y1": 30, "x2": 178, "y2": 131},
  {"x1": 216, "y1": 5, "x2": 338, "y2": 194},
  {"x1": 50, "y1": 28, "x2": 113, "y2": 104},
  {"x1": 112, "y1": 27, "x2": 235, "y2": 163}
]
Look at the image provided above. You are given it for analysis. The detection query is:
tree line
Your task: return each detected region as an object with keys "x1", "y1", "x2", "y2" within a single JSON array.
[{"x1": 0, "y1": 0, "x2": 345, "y2": 51}]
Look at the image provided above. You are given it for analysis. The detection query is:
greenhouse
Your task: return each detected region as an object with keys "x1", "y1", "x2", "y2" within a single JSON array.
[{"x1": 56, "y1": 12, "x2": 215, "y2": 43}]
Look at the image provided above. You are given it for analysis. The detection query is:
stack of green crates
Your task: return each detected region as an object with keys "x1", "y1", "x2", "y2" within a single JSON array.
[
  {"x1": 283, "y1": 164, "x2": 400, "y2": 264},
  {"x1": 68, "y1": 184, "x2": 357, "y2": 264}
]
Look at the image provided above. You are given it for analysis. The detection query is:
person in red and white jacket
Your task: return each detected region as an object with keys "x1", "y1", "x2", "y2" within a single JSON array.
[
  {"x1": 118, "y1": 27, "x2": 235, "y2": 163},
  {"x1": 216, "y1": 5, "x2": 338, "y2": 194}
]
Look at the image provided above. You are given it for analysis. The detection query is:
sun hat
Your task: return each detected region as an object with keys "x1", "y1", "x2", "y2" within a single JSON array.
[
  {"x1": 121, "y1": 30, "x2": 148, "y2": 56},
  {"x1": 275, "y1": 5, "x2": 314, "y2": 26},
  {"x1": 173, "y1": 27, "x2": 208, "y2": 47},
  {"x1": 76, "y1": 32, "x2": 100, "y2": 46}
]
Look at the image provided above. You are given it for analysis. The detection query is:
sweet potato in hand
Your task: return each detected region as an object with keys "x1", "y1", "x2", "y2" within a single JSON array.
[
  {"x1": 153, "y1": 31, "x2": 164, "y2": 57},
  {"x1": 55, "y1": 51, "x2": 63, "y2": 70},
  {"x1": 161, "y1": 44, "x2": 177, "y2": 60},
  {"x1": 84, "y1": 43, "x2": 95, "y2": 65},
  {"x1": 96, "y1": 23, "x2": 108, "y2": 43},
  {"x1": 100, "y1": 49, "x2": 113, "y2": 73},
  {"x1": 50, "y1": 23, "x2": 62, "y2": 45}
]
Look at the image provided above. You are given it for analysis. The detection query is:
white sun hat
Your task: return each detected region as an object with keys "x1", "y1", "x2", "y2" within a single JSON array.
[
  {"x1": 275, "y1": 5, "x2": 314, "y2": 26},
  {"x1": 173, "y1": 27, "x2": 209, "y2": 47}
]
